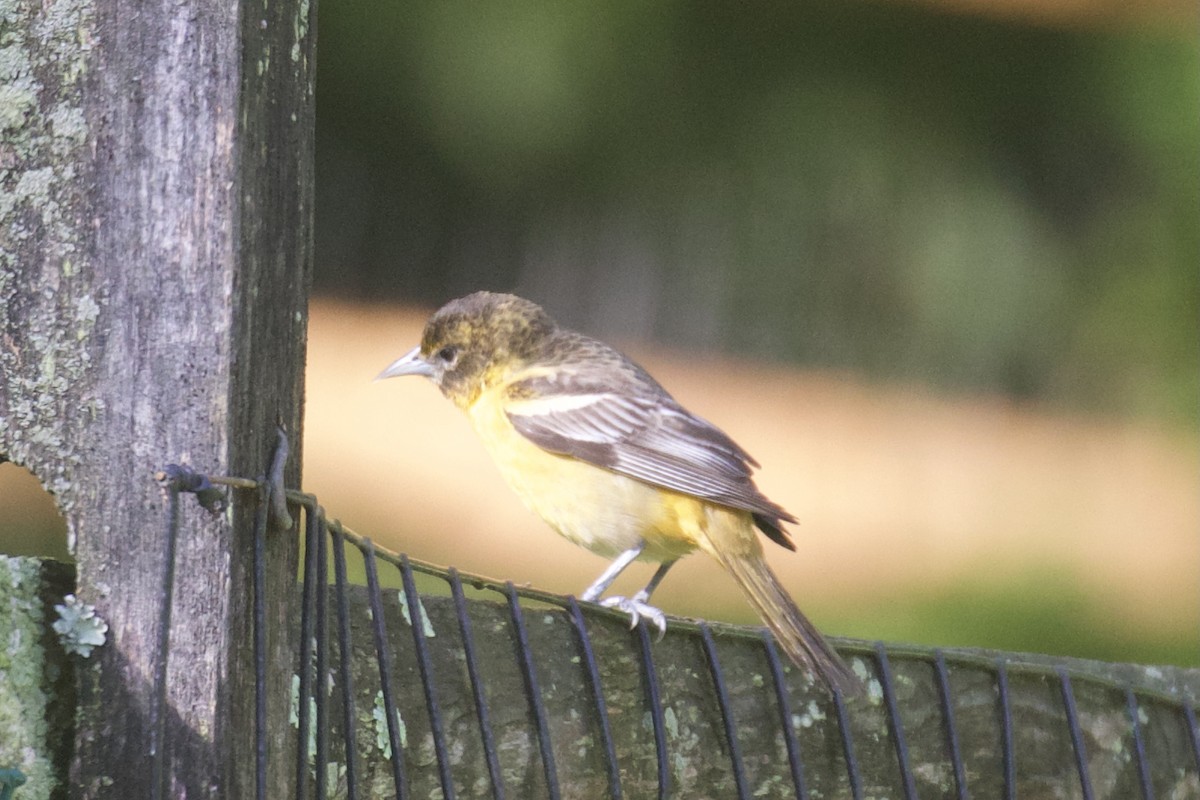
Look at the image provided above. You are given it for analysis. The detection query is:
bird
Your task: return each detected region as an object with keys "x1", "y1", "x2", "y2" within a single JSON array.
[{"x1": 377, "y1": 291, "x2": 859, "y2": 694}]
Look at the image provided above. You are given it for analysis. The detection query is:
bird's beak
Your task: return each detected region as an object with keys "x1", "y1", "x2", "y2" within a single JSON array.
[{"x1": 375, "y1": 346, "x2": 435, "y2": 381}]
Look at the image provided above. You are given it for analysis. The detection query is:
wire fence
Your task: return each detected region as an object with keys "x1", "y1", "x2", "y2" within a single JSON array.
[{"x1": 152, "y1": 450, "x2": 1200, "y2": 800}]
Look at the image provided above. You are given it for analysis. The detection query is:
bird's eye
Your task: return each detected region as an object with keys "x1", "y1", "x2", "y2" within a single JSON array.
[{"x1": 435, "y1": 345, "x2": 459, "y2": 365}]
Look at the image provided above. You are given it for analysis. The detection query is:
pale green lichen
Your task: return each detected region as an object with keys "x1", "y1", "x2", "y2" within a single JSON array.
[
  {"x1": 663, "y1": 705, "x2": 679, "y2": 738},
  {"x1": 290, "y1": 0, "x2": 309, "y2": 66},
  {"x1": 290, "y1": 673, "x2": 319, "y2": 766},
  {"x1": 0, "y1": 557, "x2": 63, "y2": 800},
  {"x1": 47, "y1": 104, "x2": 86, "y2": 142},
  {"x1": 850, "y1": 657, "x2": 884, "y2": 705},
  {"x1": 52, "y1": 593, "x2": 107, "y2": 657},
  {"x1": 793, "y1": 697, "x2": 827, "y2": 730},
  {"x1": 324, "y1": 762, "x2": 346, "y2": 798},
  {"x1": 396, "y1": 589, "x2": 436, "y2": 638},
  {"x1": 371, "y1": 690, "x2": 405, "y2": 758},
  {"x1": 752, "y1": 773, "x2": 788, "y2": 797},
  {"x1": 291, "y1": 669, "x2": 348, "y2": 795},
  {"x1": 0, "y1": 0, "x2": 97, "y2": 527},
  {"x1": 0, "y1": 81, "x2": 36, "y2": 132}
]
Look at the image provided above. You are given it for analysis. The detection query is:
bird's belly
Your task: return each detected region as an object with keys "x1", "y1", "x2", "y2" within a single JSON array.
[{"x1": 467, "y1": 400, "x2": 698, "y2": 561}]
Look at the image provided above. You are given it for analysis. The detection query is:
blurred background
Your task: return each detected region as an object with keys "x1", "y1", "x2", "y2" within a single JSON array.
[{"x1": 3, "y1": 0, "x2": 1197, "y2": 665}]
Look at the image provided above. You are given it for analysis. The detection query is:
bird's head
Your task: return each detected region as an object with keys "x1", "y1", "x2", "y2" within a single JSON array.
[{"x1": 376, "y1": 291, "x2": 557, "y2": 408}]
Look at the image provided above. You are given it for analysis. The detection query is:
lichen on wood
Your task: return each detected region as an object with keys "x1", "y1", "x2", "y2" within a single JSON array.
[{"x1": 0, "y1": 557, "x2": 74, "y2": 800}]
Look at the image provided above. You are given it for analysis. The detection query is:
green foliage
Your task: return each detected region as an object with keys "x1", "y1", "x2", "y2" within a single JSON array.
[
  {"x1": 315, "y1": 2, "x2": 1198, "y2": 421},
  {"x1": 833, "y1": 568, "x2": 1199, "y2": 669}
]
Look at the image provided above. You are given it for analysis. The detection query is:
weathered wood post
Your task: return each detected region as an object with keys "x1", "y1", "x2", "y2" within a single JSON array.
[{"x1": 0, "y1": 0, "x2": 316, "y2": 794}]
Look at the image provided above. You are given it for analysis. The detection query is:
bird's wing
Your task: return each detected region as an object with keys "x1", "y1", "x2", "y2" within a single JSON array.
[{"x1": 504, "y1": 371, "x2": 797, "y2": 539}]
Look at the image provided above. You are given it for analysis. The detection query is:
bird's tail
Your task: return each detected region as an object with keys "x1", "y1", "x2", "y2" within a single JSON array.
[{"x1": 717, "y1": 551, "x2": 862, "y2": 696}]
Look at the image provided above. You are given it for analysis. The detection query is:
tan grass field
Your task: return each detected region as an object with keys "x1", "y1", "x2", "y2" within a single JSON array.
[{"x1": 303, "y1": 299, "x2": 1199, "y2": 655}]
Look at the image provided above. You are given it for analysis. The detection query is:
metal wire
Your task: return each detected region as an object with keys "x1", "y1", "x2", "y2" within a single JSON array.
[
  {"x1": 700, "y1": 623, "x2": 750, "y2": 800},
  {"x1": 762, "y1": 633, "x2": 809, "y2": 800},
  {"x1": 875, "y1": 643, "x2": 917, "y2": 800},
  {"x1": 361, "y1": 539, "x2": 409, "y2": 800},
  {"x1": 635, "y1": 620, "x2": 670, "y2": 800},
  {"x1": 449, "y1": 568, "x2": 507, "y2": 800},
  {"x1": 295, "y1": 501, "x2": 319, "y2": 800},
  {"x1": 314, "y1": 511, "x2": 330, "y2": 800},
  {"x1": 1186, "y1": 704, "x2": 1200, "y2": 773},
  {"x1": 1057, "y1": 667, "x2": 1094, "y2": 800},
  {"x1": 833, "y1": 686, "x2": 863, "y2": 800},
  {"x1": 331, "y1": 527, "x2": 361, "y2": 799},
  {"x1": 250, "y1": 429, "x2": 293, "y2": 800},
  {"x1": 1126, "y1": 689, "x2": 1154, "y2": 800},
  {"x1": 566, "y1": 597, "x2": 623, "y2": 800},
  {"x1": 504, "y1": 581, "x2": 561, "y2": 800},
  {"x1": 399, "y1": 554, "x2": 456, "y2": 800},
  {"x1": 996, "y1": 658, "x2": 1015, "y2": 800},
  {"x1": 156, "y1": 472, "x2": 1200, "y2": 800},
  {"x1": 933, "y1": 650, "x2": 968, "y2": 800}
]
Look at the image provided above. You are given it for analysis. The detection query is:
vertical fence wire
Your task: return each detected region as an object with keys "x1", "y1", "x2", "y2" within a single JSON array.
[
  {"x1": 504, "y1": 582, "x2": 562, "y2": 800},
  {"x1": 296, "y1": 501, "x2": 319, "y2": 800},
  {"x1": 635, "y1": 620, "x2": 670, "y2": 800},
  {"x1": 996, "y1": 659, "x2": 1015, "y2": 800},
  {"x1": 762, "y1": 634, "x2": 809, "y2": 800},
  {"x1": 314, "y1": 512, "x2": 330, "y2": 800},
  {"x1": 699, "y1": 624, "x2": 750, "y2": 800},
  {"x1": 449, "y1": 568, "x2": 508, "y2": 800},
  {"x1": 1057, "y1": 668, "x2": 1094, "y2": 800},
  {"x1": 160, "y1": 474, "x2": 1200, "y2": 800},
  {"x1": 875, "y1": 643, "x2": 918, "y2": 800},
  {"x1": 566, "y1": 597, "x2": 623, "y2": 800},
  {"x1": 1125, "y1": 689, "x2": 1154, "y2": 800},
  {"x1": 360, "y1": 538, "x2": 410, "y2": 800},
  {"x1": 398, "y1": 554, "x2": 457, "y2": 800},
  {"x1": 1185, "y1": 704, "x2": 1200, "y2": 774},
  {"x1": 833, "y1": 687, "x2": 863, "y2": 800},
  {"x1": 933, "y1": 650, "x2": 968, "y2": 800},
  {"x1": 331, "y1": 526, "x2": 361, "y2": 800}
]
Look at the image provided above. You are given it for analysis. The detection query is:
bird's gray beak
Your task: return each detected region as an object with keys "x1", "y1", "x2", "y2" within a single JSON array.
[{"x1": 375, "y1": 346, "x2": 435, "y2": 381}]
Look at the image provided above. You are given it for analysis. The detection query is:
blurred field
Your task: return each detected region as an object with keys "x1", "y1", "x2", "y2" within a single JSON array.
[
  {"x1": 302, "y1": 298, "x2": 1199, "y2": 665},
  {"x1": 2, "y1": 296, "x2": 1195, "y2": 665}
]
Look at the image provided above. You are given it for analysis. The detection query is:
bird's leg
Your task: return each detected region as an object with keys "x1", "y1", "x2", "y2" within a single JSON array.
[
  {"x1": 632, "y1": 560, "x2": 675, "y2": 603},
  {"x1": 580, "y1": 542, "x2": 645, "y2": 602},
  {"x1": 600, "y1": 559, "x2": 677, "y2": 639}
]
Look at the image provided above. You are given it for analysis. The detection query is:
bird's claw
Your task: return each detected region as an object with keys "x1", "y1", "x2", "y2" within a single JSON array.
[{"x1": 599, "y1": 595, "x2": 668, "y2": 640}]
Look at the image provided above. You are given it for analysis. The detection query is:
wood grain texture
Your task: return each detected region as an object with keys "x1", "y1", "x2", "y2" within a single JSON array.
[{"x1": 0, "y1": 0, "x2": 316, "y2": 794}]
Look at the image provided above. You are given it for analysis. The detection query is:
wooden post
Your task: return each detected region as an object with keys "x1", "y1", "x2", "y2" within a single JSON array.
[{"x1": 0, "y1": 0, "x2": 316, "y2": 794}]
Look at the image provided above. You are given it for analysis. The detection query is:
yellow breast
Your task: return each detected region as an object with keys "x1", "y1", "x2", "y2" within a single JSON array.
[{"x1": 465, "y1": 383, "x2": 701, "y2": 562}]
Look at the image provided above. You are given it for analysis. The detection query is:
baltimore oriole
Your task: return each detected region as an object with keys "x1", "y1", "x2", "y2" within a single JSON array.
[{"x1": 378, "y1": 291, "x2": 859, "y2": 694}]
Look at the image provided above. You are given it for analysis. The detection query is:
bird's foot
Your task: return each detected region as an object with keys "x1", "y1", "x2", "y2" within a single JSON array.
[{"x1": 599, "y1": 595, "x2": 667, "y2": 639}]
